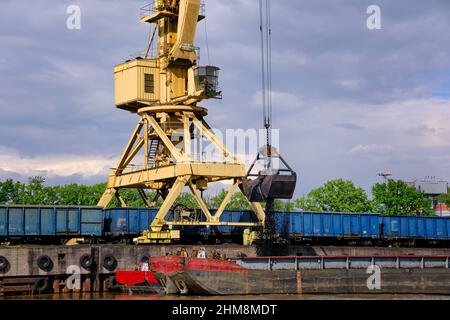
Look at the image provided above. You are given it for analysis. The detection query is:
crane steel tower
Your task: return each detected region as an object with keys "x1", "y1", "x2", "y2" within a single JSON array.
[{"x1": 98, "y1": 0, "x2": 266, "y2": 243}]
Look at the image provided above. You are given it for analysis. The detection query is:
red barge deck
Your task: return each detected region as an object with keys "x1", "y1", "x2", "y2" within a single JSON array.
[{"x1": 115, "y1": 255, "x2": 450, "y2": 296}]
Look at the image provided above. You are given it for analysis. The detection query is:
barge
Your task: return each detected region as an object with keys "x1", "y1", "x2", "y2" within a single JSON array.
[{"x1": 115, "y1": 253, "x2": 450, "y2": 296}]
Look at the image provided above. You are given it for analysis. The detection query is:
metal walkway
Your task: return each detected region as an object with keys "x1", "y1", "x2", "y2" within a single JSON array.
[{"x1": 233, "y1": 255, "x2": 450, "y2": 270}]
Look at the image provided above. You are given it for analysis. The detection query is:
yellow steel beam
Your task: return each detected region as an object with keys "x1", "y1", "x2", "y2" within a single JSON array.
[
  {"x1": 109, "y1": 163, "x2": 245, "y2": 189},
  {"x1": 115, "y1": 191, "x2": 127, "y2": 207},
  {"x1": 188, "y1": 181, "x2": 213, "y2": 221},
  {"x1": 191, "y1": 116, "x2": 238, "y2": 162},
  {"x1": 144, "y1": 117, "x2": 149, "y2": 169},
  {"x1": 247, "y1": 200, "x2": 266, "y2": 224},
  {"x1": 182, "y1": 113, "x2": 191, "y2": 161},
  {"x1": 189, "y1": 162, "x2": 245, "y2": 177},
  {"x1": 213, "y1": 180, "x2": 240, "y2": 222},
  {"x1": 151, "y1": 175, "x2": 191, "y2": 229},
  {"x1": 165, "y1": 221, "x2": 262, "y2": 227},
  {"x1": 121, "y1": 138, "x2": 144, "y2": 171},
  {"x1": 97, "y1": 188, "x2": 116, "y2": 208},
  {"x1": 117, "y1": 121, "x2": 144, "y2": 172},
  {"x1": 168, "y1": 0, "x2": 201, "y2": 65},
  {"x1": 146, "y1": 114, "x2": 182, "y2": 161}
]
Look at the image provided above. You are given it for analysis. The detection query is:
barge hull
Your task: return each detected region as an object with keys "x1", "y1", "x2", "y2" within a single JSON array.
[{"x1": 161, "y1": 268, "x2": 450, "y2": 295}]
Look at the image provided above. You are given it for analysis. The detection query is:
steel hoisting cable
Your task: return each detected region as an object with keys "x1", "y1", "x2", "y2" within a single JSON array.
[
  {"x1": 259, "y1": 0, "x2": 267, "y2": 133},
  {"x1": 259, "y1": 0, "x2": 273, "y2": 151},
  {"x1": 145, "y1": 23, "x2": 158, "y2": 59},
  {"x1": 267, "y1": 0, "x2": 273, "y2": 135},
  {"x1": 204, "y1": 14, "x2": 211, "y2": 65}
]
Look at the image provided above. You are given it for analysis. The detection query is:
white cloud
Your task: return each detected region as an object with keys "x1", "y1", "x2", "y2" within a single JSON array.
[
  {"x1": 348, "y1": 144, "x2": 394, "y2": 156},
  {"x1": 338, "y1": 79, "x2": 362, "y2": 91},
  {"x1": 2, "y1": 0, "x2": 450, "y2": 196},
  {"x1": 0, "y1": 146, "x2": 116, "y2": 179},
  {"x1": 250, "y1": 90, "x2": 304, "y2": 111}
]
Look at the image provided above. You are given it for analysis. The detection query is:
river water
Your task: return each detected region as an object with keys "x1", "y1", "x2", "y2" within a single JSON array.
[{"x1": 2, "y1": 293, "x2": 450, "y2": 300}]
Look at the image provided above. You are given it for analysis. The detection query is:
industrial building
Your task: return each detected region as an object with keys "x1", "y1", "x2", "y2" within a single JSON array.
[{"x1": 408, "y1": 177, "x2": 449, "y2": 216}]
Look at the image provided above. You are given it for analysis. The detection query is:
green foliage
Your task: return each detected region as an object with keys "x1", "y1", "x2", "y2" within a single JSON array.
[
  {"x1": 261, "y1": 199, "x2": 295, "y2": 212},
  {"x1": 439, "y1": 192, "x2": 450, "y2": 207},
  {"x1": 0, "y1": 177, "x2": 437, "y2": 217},
  {"x1": 371, "y1": 179, "x2": 434, "y2": 216},
  {"x1": 175, "y1": 192, "x2": 199, "y2": 209},
  {"x1": 0, "y1": 178, "x2": 253, "y2": 210},
  {"x1": 0, "y1": 178, "x2": 104, "y2": 206},
  {"x1": 209, "y1": 189, "x2": 250, "y2": 210},
  {"x1": 17, "y1": 176, "x2": 49, "y2": 205},
  {"x1": 296, "y1": 179, "x2": 371, "y2": 213},
  {"x1": 0, "y1": 179, "x2": 24, "y2": 204}
]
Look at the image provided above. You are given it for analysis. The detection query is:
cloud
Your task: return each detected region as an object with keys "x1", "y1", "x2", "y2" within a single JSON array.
[
  {"x1": 337, "y1": 79, "x2": 363, "y2": 91},
  {"x1": 0, "y1": 146, "x2": 117, "y2": 180},
  {"x1": 2, "y1": 0, "x2": 450, "y2": 196},
  {"x1": 405, "y1": 126, "x2": 437, "y2": 137},
  {"x1": 348, "y1": 144, "x2": 394, "y2": 156},
  {"x1": 335, "y1": 123, "x2": 364, "y2": 131},
  {"x1": 250, "y1": 91, "x2": 304, "y2": 112}
]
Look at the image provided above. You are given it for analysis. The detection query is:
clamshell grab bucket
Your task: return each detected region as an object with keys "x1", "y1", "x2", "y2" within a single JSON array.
[
  {"x1": 242, "y1": 146, "x2": 297, "y2": 202},
  {"x1": 243, "y1": 172, "x2": 297, "y2": 202}
]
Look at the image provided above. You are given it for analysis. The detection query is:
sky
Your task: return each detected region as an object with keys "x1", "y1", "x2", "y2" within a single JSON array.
[{"x1": 1, "y1": 0, "x2": 450, "y2": 197}]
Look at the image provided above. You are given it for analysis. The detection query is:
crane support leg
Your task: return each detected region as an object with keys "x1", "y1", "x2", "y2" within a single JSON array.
[
  {"x1": 98, "y1": 187, "x2": 127, "y2": 208},
  {"x1": 137, "y1": 175, "x2": 190, "y2": 244},
  {"x1": 188, "y1": 181, "x2": 213, "y2": 221},
  {"x1": 214, "y1": 180, "x2": 240, "y2": 221},
  {"x1": 151, "y1": 175, "x2": 191, "y2": 230},
  {"x1": 240, "y1": 184, "x2": 266, "y2": 224}
]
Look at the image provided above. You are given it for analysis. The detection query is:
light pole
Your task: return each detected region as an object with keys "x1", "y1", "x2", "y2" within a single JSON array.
[{"x1": 377, "y1": 171, "x2": 392, "y2": 182}]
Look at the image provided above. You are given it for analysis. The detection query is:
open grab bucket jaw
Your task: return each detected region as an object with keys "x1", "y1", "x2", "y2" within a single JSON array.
[{"x1": 242, "y1": 146, "x2": 297, "y2": 203}]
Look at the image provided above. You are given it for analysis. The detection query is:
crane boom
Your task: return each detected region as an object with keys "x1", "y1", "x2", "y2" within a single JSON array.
[{"x1": 169, "y1": 0, "x2": 201, "y2": 65}]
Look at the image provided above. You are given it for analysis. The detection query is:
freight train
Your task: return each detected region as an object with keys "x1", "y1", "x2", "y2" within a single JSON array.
[{"x1": 1, "y1": 205, "x2": 450, "y2": 246}]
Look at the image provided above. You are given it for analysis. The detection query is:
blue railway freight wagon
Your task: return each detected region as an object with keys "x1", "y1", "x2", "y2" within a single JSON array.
[
  {"x1": 274, "y1": 211, "x2": 450, "y2": 244},
  {"x1": 275, "y1": 211, "x2": 380, "y2": 239},
  {"x1": 380, "y1": 215, "x2": 450, "y2": 241},
  {"x1": 103, "y1": 208, "x2": 258, "y2": 240},
  {"x1": 0, "y1": 206, "x2": 103, "y2": 240},
  {"x1": 103, "y1": 208, "x2": 158, "y2": 236},
  {"x1": 2, "y1": 205, "x2": 450, "y2": 245}
]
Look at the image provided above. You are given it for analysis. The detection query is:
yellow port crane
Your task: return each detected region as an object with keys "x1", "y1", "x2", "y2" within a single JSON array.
[{"x1": 98, "y1": 0, "x2": 267, "y2": 243}]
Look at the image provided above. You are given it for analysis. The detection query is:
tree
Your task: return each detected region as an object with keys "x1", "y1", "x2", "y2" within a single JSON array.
[
  {"x1": 274, "y1": 200, "x2": 296, "y2": 212},
  {"x1": 296, "y1": 179, "x2": 371, "y2": 213},
  {"x1": 0, "y1": 179, "x2": 24, "y2": 204},
  {"x1": 175, "y1": 192, "x2": 199, "y2": 209},
  {"x1": 19, "y1": 176, "x2": 48, "y2": 205},
  {"x1": 439, "y1": 191, "x2": 450, "y2": 208},
  {"x1": 262, "y1": 199, "x2": 295, "y2": 212},
  {"x1": 371, "y1": 179, "x2": 434, "y2": 216},
  {"x1": 210, "y1": 189, "x2": 250, "y2": 210}
]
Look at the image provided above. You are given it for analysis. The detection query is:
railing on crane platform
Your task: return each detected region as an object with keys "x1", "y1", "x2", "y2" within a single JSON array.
[
  {"x1": 140, "y1": 1, "x2": 206, "y2": 20},
  {"x1": 127, "y1": 46, "x2": 201, "y2": 60}
]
